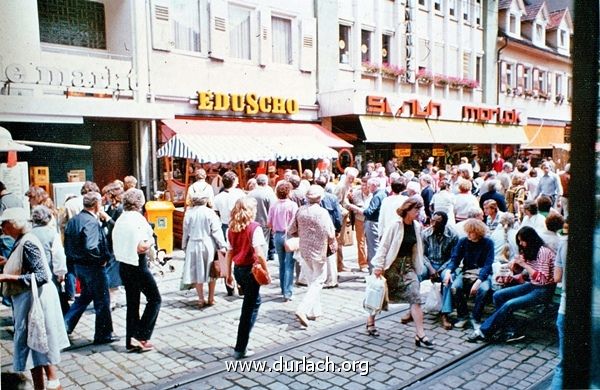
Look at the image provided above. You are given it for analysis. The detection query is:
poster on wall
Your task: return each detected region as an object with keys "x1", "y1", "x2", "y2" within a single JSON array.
[
  {"x1": 0, "y1": 162, "x2": 29, "y2": 203},
  {"x1": 394, "y1": 144, "x2": 411, "y2": 157}
]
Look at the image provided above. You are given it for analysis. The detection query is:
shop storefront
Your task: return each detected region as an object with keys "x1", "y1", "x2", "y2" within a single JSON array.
[
  {"x1": 320, "y1": 91, "x2": 528, "y2": 172},
  {"x1": 156, "y1": 89, "x2": 352, "y2": 247}
]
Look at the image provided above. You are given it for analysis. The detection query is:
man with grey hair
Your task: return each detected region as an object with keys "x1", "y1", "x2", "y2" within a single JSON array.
[
  {"x1": 347, "y1": 177, "x2": 386, "y2": 272},
  {"x1": 64, "y1": 191, "x2": 118, "y2": 345},
  {"x1": 248, "y1": 174, "x2": 276, "y2": 259},
  {"x1": 497, "y1": 162, "x2": 513, "y2": 195}
]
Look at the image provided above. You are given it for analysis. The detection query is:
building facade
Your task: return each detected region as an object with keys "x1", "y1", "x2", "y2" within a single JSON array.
[
  {"x1": 497, "y1": 0, "x2": 573, "y2": 165},
  {"x1": 316, "y1": 0, "x2": 528, "y2": 172}
]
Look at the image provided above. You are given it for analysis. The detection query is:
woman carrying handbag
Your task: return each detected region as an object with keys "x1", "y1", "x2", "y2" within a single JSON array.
[{"x1": 226, "y1": 197, "x2": 269, "y2": 360}]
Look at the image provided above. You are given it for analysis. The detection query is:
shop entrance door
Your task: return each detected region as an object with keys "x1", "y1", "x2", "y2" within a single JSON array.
[{"x1": 92, "y1": 141, "x2": 132, "y2": 189}]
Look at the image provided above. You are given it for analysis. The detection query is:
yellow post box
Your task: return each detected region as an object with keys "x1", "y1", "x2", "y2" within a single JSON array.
[{"x1": 145, "y1": 201, "x2": 175, "y2": 254}]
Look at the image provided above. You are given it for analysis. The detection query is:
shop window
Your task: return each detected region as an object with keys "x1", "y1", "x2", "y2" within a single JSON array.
[
  {"x1": 229, "y1": 5, "x2": 252, "y2": 60},
  {"x1": 381, "y1": 34, "x2": 391, "y2": 65},
  {"x1": 361, "y1": 29, "x2": 373, "y2": 63},
  {"x1": 339, "y1": 24, "x2": 351, "y2": 64},
  {"x1": 172, "y1": 0, "x2": 201, "y2": 52},
  {"x1": 272, "y1": 16, "x2": 292, "y2": 64},
  {"x1": 38, "y1": 0, "x2": 106, "y2": 49}
]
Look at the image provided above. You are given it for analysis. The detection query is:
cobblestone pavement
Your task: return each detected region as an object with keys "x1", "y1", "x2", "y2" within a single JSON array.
[{"x1": 1, "y1": 245, "x2": 559, "y2": 389}]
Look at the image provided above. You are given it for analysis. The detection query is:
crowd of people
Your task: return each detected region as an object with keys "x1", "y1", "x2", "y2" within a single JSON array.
[
  {"x1": 0, "y1": 176, "x2": 160, "y2": 389},
  {"x1": 0, "y1": 151, "x2": 569, "y2": 388}
]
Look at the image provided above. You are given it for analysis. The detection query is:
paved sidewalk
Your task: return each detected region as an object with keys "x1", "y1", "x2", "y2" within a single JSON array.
[{"x1": 1, "y1": 244, "x2": 560, "y2": 389}]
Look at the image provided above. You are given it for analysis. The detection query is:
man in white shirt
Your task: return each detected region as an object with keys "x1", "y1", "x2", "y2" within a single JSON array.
[
  {"x1": 378, "y1": 179, "x2": 408, "y2": 238},
  {"x1": 213, "y1": 171, "x2": 246, "y2": 237}
]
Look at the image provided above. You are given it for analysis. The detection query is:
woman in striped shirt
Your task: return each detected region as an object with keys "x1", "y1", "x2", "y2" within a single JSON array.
[{"x1": 468, "y1": 226, "x2": 556, "y2": 342}]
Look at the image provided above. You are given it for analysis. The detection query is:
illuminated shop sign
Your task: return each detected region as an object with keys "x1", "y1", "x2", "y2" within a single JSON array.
[
  {"x1": 366, "y1": 95, "x2": 521, "y2": 124},
  {"x1": 197, "y1": 91, "x2": 299, "y2": 115}
]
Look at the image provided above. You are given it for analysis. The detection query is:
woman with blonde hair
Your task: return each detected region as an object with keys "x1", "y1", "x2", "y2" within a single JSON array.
[
  {"x1": 369, "y1": 196, "x2": 433, "y2": 348},
  {"x1": 226, "y1": 197, "x2": 269, "y2": 359}
]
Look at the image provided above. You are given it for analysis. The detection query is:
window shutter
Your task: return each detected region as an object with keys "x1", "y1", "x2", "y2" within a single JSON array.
[
  {"x1": 259, "y1": 9, "x2": 271, "y2": 67},
  {"x1": 299, "y1": 17, "x2": 316, "y2": 72},
  {"x1": 517, "y1": 63, "x2": 524, "y2": 87},
  {"x1": 500, "y1": 61, "x2": 508, "y2": 88},
  {"x1": 532, "y1": 68, "x2": 539, "y2": 90},
  {"x1": 462, "y1": 52, "x2": 471, "y2": 78},
  {"x1": 209, "y1": 0, "x2": 228, "y2": 60},
  {"x1": 151, "y1": 0, "x2": 172, "y2": 51},
  {"x1": 546, "y1": 72, "x2": 552, "y2": 94}
]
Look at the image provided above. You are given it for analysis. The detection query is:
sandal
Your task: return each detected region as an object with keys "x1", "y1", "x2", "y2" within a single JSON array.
[
  {"x1": 197, "y1": 300, "x2": 208, "y2": 308},
  {"x1": 366, "y1": 322, "x2": 380, "y2": 337}
]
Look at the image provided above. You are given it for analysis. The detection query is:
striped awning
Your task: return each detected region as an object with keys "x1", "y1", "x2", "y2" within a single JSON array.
[{"x1": 157, "y1": 119, "x2": 350, "y2": 163}]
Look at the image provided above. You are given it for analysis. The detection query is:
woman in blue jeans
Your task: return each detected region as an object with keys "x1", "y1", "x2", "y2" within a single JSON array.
[
  {"x1": 267, "y1": 182, "x2": 298, "y2": 302},
  {"x1": 468, "y1": 226, "x2": 556, "y2": 342},
  {"x1": 226, "y1": 197, "x2": 269, "y2": 359}
]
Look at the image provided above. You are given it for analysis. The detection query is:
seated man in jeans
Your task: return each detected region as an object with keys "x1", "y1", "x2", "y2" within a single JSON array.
[
  {"x1": 443, "y1": 219, "x2": 495, "y2": 328},
  {"x1": 420, "y1": 211, "x2": 459, "y2": 329}
]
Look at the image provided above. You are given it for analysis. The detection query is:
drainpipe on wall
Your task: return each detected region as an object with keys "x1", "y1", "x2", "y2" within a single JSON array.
[{"x1": 493, "y1": 34, "x2": 508, "y2": 162}]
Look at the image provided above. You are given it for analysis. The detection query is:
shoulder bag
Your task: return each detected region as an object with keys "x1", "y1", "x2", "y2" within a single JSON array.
[
  {"x1": 248, "y1": 225, "x2": 271, "y2": 285},
  {"x1": 28, "y1": 275, "x2": 49, "y2": 353}
]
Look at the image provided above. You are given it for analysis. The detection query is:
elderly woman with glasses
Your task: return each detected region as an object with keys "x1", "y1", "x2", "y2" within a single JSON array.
[
  {"x1": 112, "y1": 189, "x2": 162, "y2": 352},
  {"x1": 0, "y1": 208, "x2": 69, "y2": 390}
]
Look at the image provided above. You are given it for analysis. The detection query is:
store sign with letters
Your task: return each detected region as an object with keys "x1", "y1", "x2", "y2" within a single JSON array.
[
  {"x1": 197, "y1": 91, "x2": 299, "y2": 115},
  {"x1": 365, "y1": 95, "x2": 522, "y2": 125}
]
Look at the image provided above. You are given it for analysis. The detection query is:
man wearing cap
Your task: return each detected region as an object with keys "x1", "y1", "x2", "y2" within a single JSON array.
[
  {"x1": 288, "y1": 185, "x2": 337, "y2": 327},
  {"x1": 63, "y1": 192, "x2": 118, "y2": 344}
]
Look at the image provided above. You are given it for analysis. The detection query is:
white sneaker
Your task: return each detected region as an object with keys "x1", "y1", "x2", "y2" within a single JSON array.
[{"x1": 454, "y1": 318, "x2": 468, "y2": 328}]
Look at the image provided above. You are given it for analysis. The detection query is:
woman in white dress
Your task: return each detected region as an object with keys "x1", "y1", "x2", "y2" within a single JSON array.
[{"x1": 181, "y1": 195, "x2": 227, "y2": 307}]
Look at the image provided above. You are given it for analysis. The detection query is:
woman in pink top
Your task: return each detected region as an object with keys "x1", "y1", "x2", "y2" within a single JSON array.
[{"x1": 267, "y1": 182, "x2": 298, "y2": 302}]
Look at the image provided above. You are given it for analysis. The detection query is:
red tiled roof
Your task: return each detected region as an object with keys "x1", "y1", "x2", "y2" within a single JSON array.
[{"x1": 547, "y1": 9, "x2": 566, "y2": 29}]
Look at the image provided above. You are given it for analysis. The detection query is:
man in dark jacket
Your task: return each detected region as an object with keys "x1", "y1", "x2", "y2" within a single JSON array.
[{"x1": 63, "y1": 192, "x2": 118, "y2": 344}]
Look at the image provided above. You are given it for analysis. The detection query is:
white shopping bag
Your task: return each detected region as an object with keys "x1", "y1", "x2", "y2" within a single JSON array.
[
  {"x1": 422, "y1": 282, "x2": 442, "y2": 313},
  {"x1": 363, "y1": 275, "x2": 387, "y2": 314}
]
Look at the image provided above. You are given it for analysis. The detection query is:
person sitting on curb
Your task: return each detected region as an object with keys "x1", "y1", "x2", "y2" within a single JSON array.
[{"x1": 443, "y1": 219, "x2": 495, "y2": 329}]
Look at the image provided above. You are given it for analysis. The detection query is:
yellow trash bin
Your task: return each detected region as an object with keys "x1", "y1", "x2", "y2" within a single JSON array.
[{"x1": 145, "y1": 201, "x2": 175, "y2": 254}]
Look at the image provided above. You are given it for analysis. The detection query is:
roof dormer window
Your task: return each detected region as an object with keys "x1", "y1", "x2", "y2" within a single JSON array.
[
  {"x1": 559, "y1": 29, "x2": 567, "y2": 47},
  {"x1": 509, "y1": 13, "x2": 518, "y2": 34},
  {"x1": 535, "y1": 22, "x2": 545, "y2": 44}
]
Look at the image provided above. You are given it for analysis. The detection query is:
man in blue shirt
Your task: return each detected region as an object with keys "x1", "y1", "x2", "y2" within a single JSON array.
[{"x1": 64, "y1": 192, "x2": 118, "y2": 345}]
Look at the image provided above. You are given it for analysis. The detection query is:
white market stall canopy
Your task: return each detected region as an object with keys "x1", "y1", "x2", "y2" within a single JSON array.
[{"x1": 157, "y1": 119, "x2": 352, "y2": 163}]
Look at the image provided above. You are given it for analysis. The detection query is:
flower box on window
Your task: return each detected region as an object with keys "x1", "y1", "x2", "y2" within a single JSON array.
[
  {"x1": 434, "y1": 74, "x2": 449, "y2": 87},
  {"x1": 416, "y1": 69, "x2": 433, "y2": 84},
  {"x1": 555, "y1": 94, "x2": 565, "y2": 104},
  {"x1": 381, "y1": 63, "x2": 405, "y2": 78},
  {"x1": 450, "y1": 77, "x2": 464, "y2": 89},
  {"x1": 460, "y1": 78, "x2": 480, "y2": 89},
  {"x1": 362, "y1": 61, "x2": 380, "y2": 74}
]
